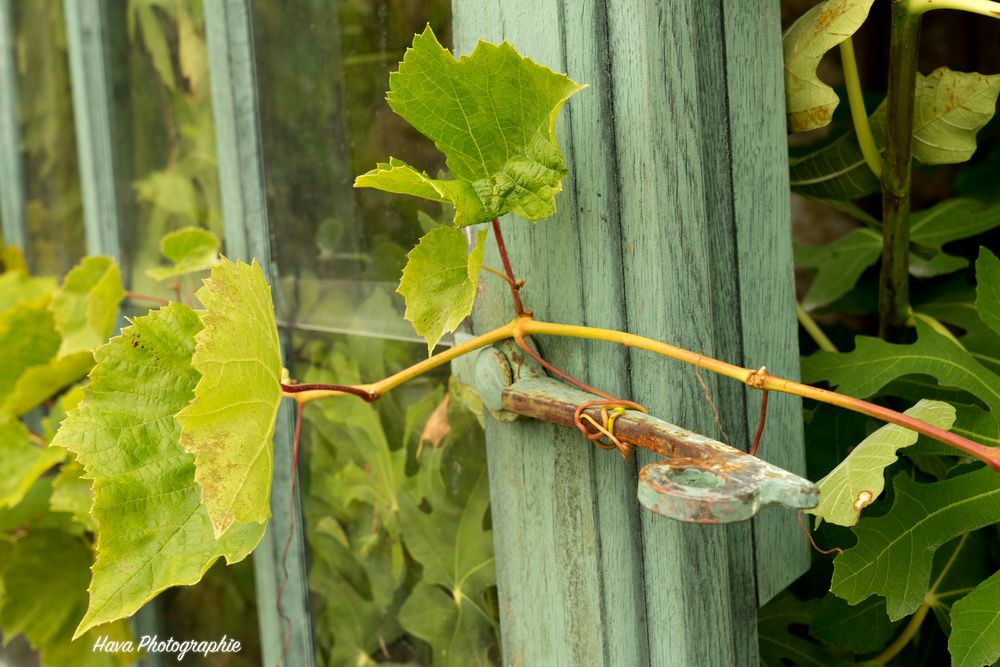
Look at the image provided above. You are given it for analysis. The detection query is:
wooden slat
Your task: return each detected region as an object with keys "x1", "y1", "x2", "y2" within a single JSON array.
[
  {"x1": 62, "y1": 0, "x2": 121, "y2": 263},
  {"x1": 204, "y1": 3, "x2": 315, "y2": 666},
  {"x1": 456, "y1": 1, "x2": 804, "y2": 664},
  {"x1": 0, "y1": 0, "x2": 25, "y2": 250}
]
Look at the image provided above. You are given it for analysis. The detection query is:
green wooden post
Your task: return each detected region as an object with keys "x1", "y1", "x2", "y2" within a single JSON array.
[
  {"x1": 455, "y1": 1, "x2": 804, "y2": 665},
  {"x1": 0, "y1": 0, "x2": 25, "y2": 250},
  {"x1": 63, "y1": 0, "x2": 121, "y2": 263},
  {"x1": 205, "y1": 3, "x2": 316, "y2": 666}
]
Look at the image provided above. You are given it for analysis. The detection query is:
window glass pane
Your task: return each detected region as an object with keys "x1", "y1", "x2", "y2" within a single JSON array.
[
  {"x1": 13, "y1": 0, "x2": 84, "y2": 275},
  {"x1": 249, "y1": 2, "x2": 499, "y2": 664},
  {"x1": 115, "y1": 0, "x2": 222, "y2": 299}
]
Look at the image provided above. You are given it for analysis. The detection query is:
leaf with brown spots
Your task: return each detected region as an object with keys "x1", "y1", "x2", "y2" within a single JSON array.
[{"x1": 177, "y1": 258, "x2": 283, "y2": 537}]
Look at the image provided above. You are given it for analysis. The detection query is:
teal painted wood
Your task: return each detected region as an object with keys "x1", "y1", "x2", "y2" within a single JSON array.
[
  {"x1": 62, "y1": 0, "x2": 121, "y2": 263},
  {"x1": 0, "y1": 0, "x2": 25, "y2": 250},
  {"x1": 455, "y1": 1, "x2": 804, "y2": 664},
  {"x1": 205, "y1": 3, "x2": 315, "y2": 666}
]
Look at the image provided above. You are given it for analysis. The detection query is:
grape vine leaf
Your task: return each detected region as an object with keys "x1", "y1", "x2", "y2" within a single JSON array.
[
  {"x1": 949, "y1": 569, "x2": 1000, "y2": 667},
  {"x1": 398, "y1": 226, "x2": 486, "y2": 353},
  {"x1": 51, "y1": 303, "x2": 265, "y2": 636},
  {"x1": 0, "y1": 269, "x2": 55, "y2": 312},
  {"x1": 0, "y1": 295, "x2": 93, "y2": 420},
  {"x1": 50, "y1": 459, "x2": 97, "y2": 533},
  {"x1": 807, "y1": 399, "x2": 955, "y2": 527},
  {"x1": 146, "y1": 226, "x2": 220, "y2": 281},
  {"x1": 0, "y1": 420, "x2": 65, "y2": 509},
  {"x1": 791, "y1": 69, "x2": 1000, "y2": 198},
  {"x1": 355, "y1": 26, "x2": 585, "y2": 226},
  {"x1": 50, "y1": 255, "x2": 124, "y2": 357},
  {"x1": 782, "y1": 0, "x2": 875, "y2": 133},
  {"x1": 977, "y1": 247, "x2": 1000, "y2": 337},
  {"x1": 177, "y1": 258, "x2": 282, "y2": 537},
  {"x1": 831, "y1": 467, "x2": 1000, "y2": 620}
]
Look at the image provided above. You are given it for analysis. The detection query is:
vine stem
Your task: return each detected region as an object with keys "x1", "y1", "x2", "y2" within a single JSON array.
[
  {"x1": 125, "y1": 291, "x2": 170, "y2": 306},
  {"x1": 879, "y1": 5, "x2": 922, "y2": 340},
  {"x1": 491, "y1": 218, "x2": 527, "y2": 316},
  {"x1": 907, "y1": 0, "x2": 1000, "y2": 16},
  {"x1": 281, "y1": 315, "x2": 1000, "y2": 471},
  {"x1": 839, "y1": 38, "x2": 882, "y2": 178}
]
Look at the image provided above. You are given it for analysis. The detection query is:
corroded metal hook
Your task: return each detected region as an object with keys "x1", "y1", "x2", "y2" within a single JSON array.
[{"x1": 452, "y1": 335, "x2": 818, "y2": 524}]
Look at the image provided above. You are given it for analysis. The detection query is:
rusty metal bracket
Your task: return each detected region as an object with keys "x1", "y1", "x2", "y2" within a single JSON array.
[{"x1": 452, "y1": 334, "x2": 818, "y2": 524}]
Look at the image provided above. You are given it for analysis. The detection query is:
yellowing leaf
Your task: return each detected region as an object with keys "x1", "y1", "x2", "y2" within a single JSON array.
[
  {"x1": 51, "y1": 303, "x2": 265, "y2": 636},
  {"x1": 50, "y1": 256, "x2": 124, "y2": 357},
  {"x1": 398, "y1": 226, "x2": 486, "y2": 354},
  {"x1": 906, "y1": 68, "x2": 1000, "y2": 165},
  {"x1": 50, "y1": 460, "x2": 96, "y2": 533},
  {"x1": 783, "y1": 0, "x2": 875, "y2": 133},
  {"x1": 356, "y1": 26, "x2": 584, "y2": 225},
  {"x1": 177, "y1": 258, "x2": 282, "y2": 536},
  {"x1": 146, "y1": 226, "x2": 221, "y2": 281},
  {"x1": 807, "y1": 399, "x2": 955, "y2": 527}
]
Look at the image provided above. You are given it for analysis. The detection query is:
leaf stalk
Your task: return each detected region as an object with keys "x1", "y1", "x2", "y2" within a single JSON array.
[
  {"x1": 907, "y1": 0, "x2": 1000, "y2": 17},
  {"x1": 839, "y1": 38, "x2": 883, "y2": 178}
]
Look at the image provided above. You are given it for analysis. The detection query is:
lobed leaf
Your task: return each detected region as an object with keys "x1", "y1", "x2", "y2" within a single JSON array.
[
  {"x1": 949, "y1": 569, "x2": 1000, "y2": 667},
  {"x1": 782, "y1": 0, "x2": 875, "y2": 133},
  {"x1": 791, "y1": 69, "x2": 1000, "y2": 198},
  {"x1": 976, "y1": 248, "x2": 1000, "y2": 337},
  {"x1": 52, "y1": 303, "x2": 265, "y2": 636},
  {"x1": 50, "y1": 255, "x2": 124, "y2": 357},
  {"x1": 356, "y1": 26, "x2": 585, "y2": 226},
  {"x1": 795, "y1": 228, "x2": 881, "y2": 310},
  {"x1": 809, "y1": 594, "x2": 897, "y2": 655},
  {"x1": 146, "y1": 226, "x2": 220, "y2": 281},
  {"x1": 177, "y1": 258, "x2": 282, "y2": 537},
  {"x1": 831, "y1": 468, "x2": 1000, "y2": 620},
  {"x1": 398, "y1": 226, "x2": 487, "y2": 354},
  {"x1": 758, "y1": 594, "x2": 849, "y2": 667},
  {"x1": 807, "y1": 399, "x2": 955, "y2": 527}
]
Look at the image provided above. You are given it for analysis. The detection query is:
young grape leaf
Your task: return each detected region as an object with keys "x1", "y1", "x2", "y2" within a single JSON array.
[
  {"x1": 782, "y1": 0, "x2": 875, "y2": 133},
  {"x1": 791, "y1": 69, "x2": 1000, "y2": 198},
  {"x1": 949, "y1": 569, "x2": 1000, "y2": 667},
  {"x1": 146, "y1": 226, "x2": 221, "y2": 281},
  {"x1": 52, "y1": 303, "x2": 265, "y2": 636},
  {"x1": 50, "y1": 255, "x2": 124, "y2": 357},
  {"x1": 977, "y1": 247, "x2": 1000, "y2": 337},
  {"x1": 355, "y1": 26, "x2": 585, "y2": 226},
  {"x1": 807, "y1": 399, "x2": 955, "y2": 527},
  {"x1": 831, "y1": 467, "x2": 1000, "y2": 620},
  {"x1": 177, "y1": 258, "x2": 282, "y2": 537},
  {"x1": 397, "y1": 226, "x2": 486, "y2": 354},
  {"x1": 0, "y1": 420, "x2": 65, "y2": 509}
]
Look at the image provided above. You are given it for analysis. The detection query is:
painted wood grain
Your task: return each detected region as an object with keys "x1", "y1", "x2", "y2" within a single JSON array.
[
  {"x1": 456, "y1": 1, "x2": 804, "y2": 664},
  {"x1": 204, "y1": 3, "x2": 315, "y2": 666}
]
